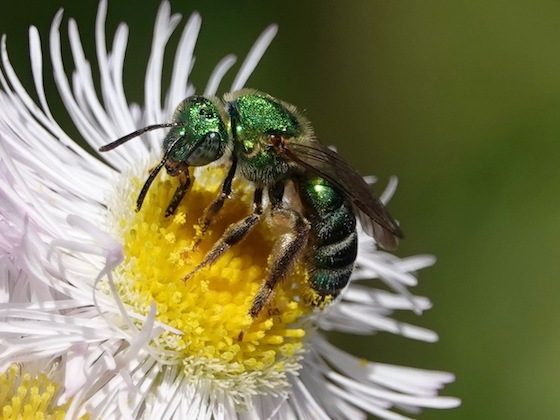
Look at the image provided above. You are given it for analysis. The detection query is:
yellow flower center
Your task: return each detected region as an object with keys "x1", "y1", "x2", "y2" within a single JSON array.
[
  {"x1": 0, "y1": 365, "x2": 69, "y2": 420},
  {"x1": 108, "y1": 161, "x2": 314, "y2": 393}
]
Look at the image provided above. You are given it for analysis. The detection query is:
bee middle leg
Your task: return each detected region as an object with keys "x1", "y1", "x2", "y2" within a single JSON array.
[
  {"x1": 184, "y1": 186, "x2": 263, "y2": 281},
  {"x1": 249, "y1": 206, "x2": 310, "y2": 319}
]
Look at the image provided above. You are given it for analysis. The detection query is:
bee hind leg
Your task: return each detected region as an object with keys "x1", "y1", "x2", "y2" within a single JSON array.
[{"x1": 249, "y1": 207, "x2": 310, "y2": 319}]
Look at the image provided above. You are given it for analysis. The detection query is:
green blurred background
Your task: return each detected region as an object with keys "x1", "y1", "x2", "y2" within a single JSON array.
[{"x1": 2, "y1": 1, "x2": 559, "y2": 418}]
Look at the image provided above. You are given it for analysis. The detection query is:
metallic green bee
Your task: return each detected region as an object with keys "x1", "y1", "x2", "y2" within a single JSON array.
[{"x1": 100, "y1": 90, "x2": 403, "y2": 318}]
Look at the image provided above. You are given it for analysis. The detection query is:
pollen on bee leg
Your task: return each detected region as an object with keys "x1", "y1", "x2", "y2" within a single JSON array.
[
  {"x1": 106, "y1": 163, "x2": 313, "y2": 395},
  {"x1": 305, "y1": 289, "x2": 336, "y2": 309}
]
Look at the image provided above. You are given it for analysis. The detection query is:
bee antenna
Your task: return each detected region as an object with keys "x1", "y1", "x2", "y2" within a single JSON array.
[{"x1": 99, "y1": 122, "x2": 179, "y2": 152}]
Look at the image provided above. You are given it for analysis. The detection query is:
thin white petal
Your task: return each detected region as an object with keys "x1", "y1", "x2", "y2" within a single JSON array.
[
  {"x1": 144, "y1": 1, "x2": 181, "y2": 130},
  {"x1": 204, "y1": 54, "x2": 237, "y2": 96},
  {"x1": 165, "y1": 12, "x2": 201, "y2": 113},
  {"x1": 380, "y1": 176, "x2": 399, "y2": 205},
  {"x1": 231, "y1": 25, "x2": 277, "y2": 91}
]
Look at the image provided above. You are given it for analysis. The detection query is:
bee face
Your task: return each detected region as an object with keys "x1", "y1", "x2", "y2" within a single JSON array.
[{"x1": 163, "y1": 96, "x2": 228, "y2": 169}]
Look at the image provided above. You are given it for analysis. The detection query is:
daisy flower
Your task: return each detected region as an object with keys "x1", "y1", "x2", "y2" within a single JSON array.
[{"x1": 0, "y1": 1, "x2": 460, "y2": 419}]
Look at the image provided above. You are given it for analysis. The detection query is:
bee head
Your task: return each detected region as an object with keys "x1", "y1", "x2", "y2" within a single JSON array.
[{"x1": 163, "y1": 96, "x2": 228, "y2": 171}]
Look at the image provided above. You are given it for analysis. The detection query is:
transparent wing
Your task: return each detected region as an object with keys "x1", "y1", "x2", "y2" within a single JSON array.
[{"x1": 284, "y1": 141, "x2": 403, "y2": 250}]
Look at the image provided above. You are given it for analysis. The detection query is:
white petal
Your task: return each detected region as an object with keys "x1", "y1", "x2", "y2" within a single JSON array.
[
  {"x1": 204, "y1": 54, "x2": 237, "y2": 96},
  {"x1": 231, "y1": 25, "x2": 278, "y2": 91},
  {"x1": 165, "y1": 12, "x2": 201, "y2": 112}
]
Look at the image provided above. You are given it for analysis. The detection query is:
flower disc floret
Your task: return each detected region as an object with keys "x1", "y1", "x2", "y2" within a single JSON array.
[{"x1": 109, "y1": 162, "x2": 312, "y2": 393}]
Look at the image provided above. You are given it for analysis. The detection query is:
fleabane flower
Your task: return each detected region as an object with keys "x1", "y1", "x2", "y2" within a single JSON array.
[{"x1": 0, "y1": 1, "x2": 460, "y2": 419}]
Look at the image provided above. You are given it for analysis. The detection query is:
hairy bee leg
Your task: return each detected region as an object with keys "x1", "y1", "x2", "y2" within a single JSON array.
[
  {"x1": 165, "y1": 170, "x2": 191, "y2": 217},
  {"x1": 249, "y1": 207, "x2": 310, "y2": 319},
  {"x1": 193, "y1": 157, "x2": 238, "y2": 245},
  {"x1": 184, "y1": 187, "x2": 263, "y2": 281}
]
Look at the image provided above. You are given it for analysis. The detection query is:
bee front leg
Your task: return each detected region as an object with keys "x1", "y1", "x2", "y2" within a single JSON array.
[{"x1": 184, "y1": 186, "x2": 263, "y2": 281}]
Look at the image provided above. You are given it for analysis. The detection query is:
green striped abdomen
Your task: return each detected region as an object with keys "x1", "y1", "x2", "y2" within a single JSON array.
[{"x1": 297, "y1": 176, "x2": 358, "y2": 297}]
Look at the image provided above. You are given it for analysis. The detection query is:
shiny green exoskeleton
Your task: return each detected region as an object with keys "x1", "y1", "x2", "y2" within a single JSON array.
[
  {"x1": 297, "y1": 176, "x2": 358, "y2": 296},
  {"x1": 99, "y1": 89, "x2": 403, "y2": 319}
]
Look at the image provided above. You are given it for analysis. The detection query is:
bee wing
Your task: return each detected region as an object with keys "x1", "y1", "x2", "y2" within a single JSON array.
[{"x1": 284, "y1": 141, "x2": 403, "y2": 250}]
